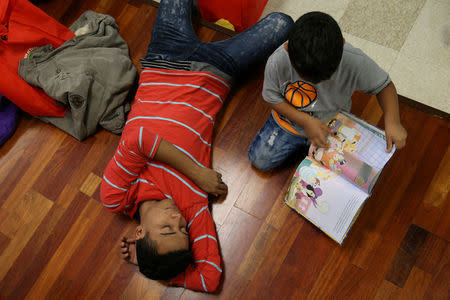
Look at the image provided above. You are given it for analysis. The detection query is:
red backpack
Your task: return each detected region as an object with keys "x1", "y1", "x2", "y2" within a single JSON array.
[{"x1": 0, "y1": 0, "x2": 74, "y2": 116}]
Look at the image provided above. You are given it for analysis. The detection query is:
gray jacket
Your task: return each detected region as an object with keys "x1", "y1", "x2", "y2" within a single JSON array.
[{"x1": 18, "y1": 10, "x2": 137, "y2": 140}]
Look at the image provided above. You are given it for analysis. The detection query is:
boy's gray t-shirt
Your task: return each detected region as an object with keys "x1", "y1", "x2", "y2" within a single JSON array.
[{"x1": 262, "y1": 43, "x2": 391, "y2": 136}]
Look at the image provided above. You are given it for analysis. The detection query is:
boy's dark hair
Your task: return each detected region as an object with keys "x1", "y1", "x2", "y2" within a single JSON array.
[
  {"x1": 136, "y1": 232, "x2": 194, "y2": 281},
  {"x1": 288, "y1": 11, "x2": 344, "y2": 83}
]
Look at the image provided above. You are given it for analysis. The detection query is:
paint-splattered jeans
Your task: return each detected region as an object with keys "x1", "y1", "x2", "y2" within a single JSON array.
[
  {"x1": 248, "y1": 114, "x2": 311, "y2": 171},
  {"x1": 144, "y1": 0, "x2": 293, "y2": 77}
]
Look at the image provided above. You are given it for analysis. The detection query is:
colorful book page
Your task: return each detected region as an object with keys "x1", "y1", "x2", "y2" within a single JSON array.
[
  {"x1": 285, "y1": 157, "x2": 369, "y2": 244},
  {"x1": 309, "y1": 112, "x2": 395, "y2": 192}
]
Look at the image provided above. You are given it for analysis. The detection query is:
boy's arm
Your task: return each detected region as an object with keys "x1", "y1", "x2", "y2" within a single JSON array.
[
  {"x1": 271, "y1": 101, "x2": 331, "y2": 148},
  {"x1": 101, "y1": 126, "x2": 227, "y2": 210},
  {"x1": 101, "y1": 127, "x2": 161, "y2": 212},
  {"x1": 376, "y1": 82, "x2": 407, "y2": 152},
  {"x1": 171, "y1": 205, "x2": 222, "y2": 292},
  {"x1": 155, "y1": 139, "x2": 227, "y2": 196}
]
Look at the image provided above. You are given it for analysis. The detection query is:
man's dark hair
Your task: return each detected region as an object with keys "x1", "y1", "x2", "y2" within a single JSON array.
[
  {"x1": 288, "y1": 11, "x2": 344, "y2": 83},
  {"x1": 136, "y1": 233, "x2": 194, "y2": 281}
]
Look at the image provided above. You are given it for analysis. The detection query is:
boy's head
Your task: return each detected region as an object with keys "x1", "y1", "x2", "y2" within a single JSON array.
[
  {"x1": 287, "y1": 11, "x2": 344, "y2": 83},
  {"x1": 135, "y1": 198, "x2": 194, "y2": 280}
]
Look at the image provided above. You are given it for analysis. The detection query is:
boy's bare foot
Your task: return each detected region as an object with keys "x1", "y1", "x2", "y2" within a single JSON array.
[{"x1": 120, "y1": 236, "x2": 138, "y2": 265}]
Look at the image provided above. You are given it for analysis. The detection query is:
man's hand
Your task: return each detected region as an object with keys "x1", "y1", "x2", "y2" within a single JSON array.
[
  {"x1": 303, "y1": 117, "x2": 331, "y2": 148},
  {"x1": 193, "y1": 168, "x2": 228, "y2": 197},
  {"x1": 385, "y1": 121, "x2": 407, "y2": 152},
  {"x1": 120, "y1": 236, "x2": 138, "y2": 265}
]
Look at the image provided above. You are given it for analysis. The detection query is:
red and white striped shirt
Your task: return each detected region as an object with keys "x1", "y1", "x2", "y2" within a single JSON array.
[{"x1": 101, "y1": 68, "x2": 231, "y2": 292}]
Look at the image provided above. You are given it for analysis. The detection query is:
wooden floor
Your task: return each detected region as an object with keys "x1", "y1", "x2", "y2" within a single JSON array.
[{"x1": 0, "y1": 1, "x2": 449, "y2": 299}]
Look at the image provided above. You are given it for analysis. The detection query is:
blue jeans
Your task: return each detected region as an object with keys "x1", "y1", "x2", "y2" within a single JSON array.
[
  {"x1": 145, "y1": 0, "x2": 293, "y2": 77},
  {"x1": 248, "y1": 114, "x2": 311, "y2": 171}
]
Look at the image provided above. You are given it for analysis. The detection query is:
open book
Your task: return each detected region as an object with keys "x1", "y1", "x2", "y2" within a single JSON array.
[{"x1": 285, "y1": 111, "x2": 395, "y2": 244}]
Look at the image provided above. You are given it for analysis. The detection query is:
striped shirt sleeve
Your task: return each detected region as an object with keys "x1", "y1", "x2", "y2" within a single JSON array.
[
  {"x1": 171, "y1": 205, "x2": 222, "y2": 292},
  {"x1": 100, "y1": 126, "x2": 161, "y2": 212}
]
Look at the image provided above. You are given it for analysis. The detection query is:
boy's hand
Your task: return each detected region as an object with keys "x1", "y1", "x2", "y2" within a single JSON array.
[
  {"x1": 304, "y1": 117, "x2": 331, "y2": 148},
  {"x1": 194, "y1": 168, "x2": 228, "y2": 197},
  {"x1": 385, "y1": 121, "x2": 407, "y2": 152},
  {"x1": 120, "y1": 236, "x2": 138, "y2": 265}
]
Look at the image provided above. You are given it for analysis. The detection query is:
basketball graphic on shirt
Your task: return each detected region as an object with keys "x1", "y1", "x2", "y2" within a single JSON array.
[{"x1": 284, "y1": 81, "x2": 317, "y2": 109}]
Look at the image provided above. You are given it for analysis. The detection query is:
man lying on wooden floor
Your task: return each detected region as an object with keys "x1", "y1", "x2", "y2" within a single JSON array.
[{"x1": 100, "y1": 0, "x2": 293, "y2": 292}]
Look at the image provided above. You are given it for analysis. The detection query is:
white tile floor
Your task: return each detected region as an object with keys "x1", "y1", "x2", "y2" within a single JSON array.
[{"x1": 261, "y1": 0, "x2": 450, "y2": 113}]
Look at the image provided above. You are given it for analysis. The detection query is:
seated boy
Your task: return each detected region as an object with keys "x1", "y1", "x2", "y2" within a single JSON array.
[
  {"x1": 100, "y1": 0, "x2": 293, "y2": 292},
  {"x1": 248, "y1": 11, "x2": 407, "y2": 171}
]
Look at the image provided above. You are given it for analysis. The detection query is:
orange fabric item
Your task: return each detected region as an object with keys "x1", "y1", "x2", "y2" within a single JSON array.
[
  {"x1": 197, "y1": 0, "x2": 268, "y2": 32},
  {"x1": 0, "y1": 0, "x2": 74, "y2": 116},
  {"x1": 272, "y1": 110, "x2": 301, "y2": 136}
]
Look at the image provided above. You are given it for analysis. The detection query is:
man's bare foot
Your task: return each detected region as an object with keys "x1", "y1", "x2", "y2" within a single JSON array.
[{"x1": 120, "y1": 236, "x2": 138, "y2": 265}]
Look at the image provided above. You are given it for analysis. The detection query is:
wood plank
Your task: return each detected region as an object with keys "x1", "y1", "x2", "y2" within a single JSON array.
[
  {"x1": 0, "y1": 231, "x2": 10, "y2": 257},
  {"x1": 307, "y1": 240, "x2": 359, "y2": 299},
  {"x1": 237, "y1": 179, "x2": 303, "y2": 281},
  {"x1": 45, "y1": 208, "x2": 115, "y2": 298},
  {"x1": 218, "y1": 207, "x2": 263, "y2": 275},
  {"x1": 415, "y1": 233, "x2": 448, "y2": 274},
  {"x1": 0, "y1": 202, "x2": 66, "y2": 297},
  {"x1": 1, "y1": 128, "x2": 66, "y2": 209},
  {"x1": 79, "y1": 172, "x2": 103, "y2": 197},
  {"x1": 244, "y1": 212, "x2": 304, "y2": 299},
  {"x1": 209, "y1": 147, "x2": 251, "y2": 226},
  {"x1": 33, "y1": 135, "x2": 94, "y2": 201},
  {"x1": 398, "y1": 266, "x2": 433, "y2": 299},
  {"x1": 25, "y1": 198, "x2": 103, "y2": 299},
  {"x1": 83, "y1": 234, "x2": 134, "y2": 299},
  {"x1": 120, "y1": 273, "x2": 167, "y2": 300},
  {"x1": 359, "y1": 95, "x2": 383, "y2": 126},
  {"x1": 3, "y1": 190, "x2": 87, "y2": 299},
  {"x1": 268, "y1": 224, "x2": 334, "y2": 297},
  {"x1": 237, "y1": 221, "x2": 279, "y2": 280},
  {"x1": 413, "y1": 137, "x2": 450, "y2": 235},
  {"x1": 423, "y1": 245, "x2": 450, "y2": 300},
  {"x1": 392, "y1": 118, "x2": 449, "y2": 226},
  {"x1": 102, "y1": 258, "x2": 142, "y2": 300},
  {"x1": 435, "y1": 197, "x2": 450, "y2": 241},
  {"x1": 264, "y1": 189, "x2": 294, "y2": 231},
  {"x1": 333, "y1": 264, "x2": 379, "y2": 298},
  {"x1": 374, "y1": 280, "x2": 402, "y2": 300},
  {"x1": 57, "y1": 216, "x2": 134, "y2": 299},
  {"x1": 68, "y1": 130, "x2": 119, "y2": 188},
  {"x1": 91, "y1": 131, "x2": 121, "y2": 178},
  {"x1": 0, "y1": 190, "x2": 53, "y2": 282},
  {"x1": 0, "y1": 121, "x2": 66, "y2": 206},
  {"x1": 385, "y1": 224, "x2": 429, "y2": 287}
]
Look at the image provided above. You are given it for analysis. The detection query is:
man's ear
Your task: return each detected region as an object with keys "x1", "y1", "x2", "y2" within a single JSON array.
[
  {"x1": 135, "y1": 225, "x2": 145, "y2": 240},
  {"x1": 284, "y1": 42, "x2": 288, "y2": 51}
]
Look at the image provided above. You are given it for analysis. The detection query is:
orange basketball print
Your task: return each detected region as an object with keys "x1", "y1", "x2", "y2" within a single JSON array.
[{"x1": 284, "y1": 81, "x2": 317, "y2": 109}]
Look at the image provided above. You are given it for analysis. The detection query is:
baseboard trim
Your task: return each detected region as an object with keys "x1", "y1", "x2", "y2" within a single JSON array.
[{"x1": 399, "y1": 95, "x2": 449, "y2": 121}]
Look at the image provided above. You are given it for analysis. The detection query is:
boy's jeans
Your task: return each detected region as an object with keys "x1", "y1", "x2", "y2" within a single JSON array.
[
  {"x1": 248, "y1": 114, "x2": 311, "y2": 171},
  {"x1": 144, "y1": 0, "x2": 293, "y2": 77}
]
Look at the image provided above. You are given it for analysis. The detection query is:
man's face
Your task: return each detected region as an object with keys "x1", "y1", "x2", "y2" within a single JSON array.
[{"x1": 138, "y1": 198, "x2": 189, "y2": 255}]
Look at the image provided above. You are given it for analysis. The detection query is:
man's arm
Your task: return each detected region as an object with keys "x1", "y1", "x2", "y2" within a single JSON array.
[
  {"x1": 376, "y1": 82, "x2": 407, "y2": 152},
  {"x1": 271, "y1": 101, "x2": 331, "y2": 148}
]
